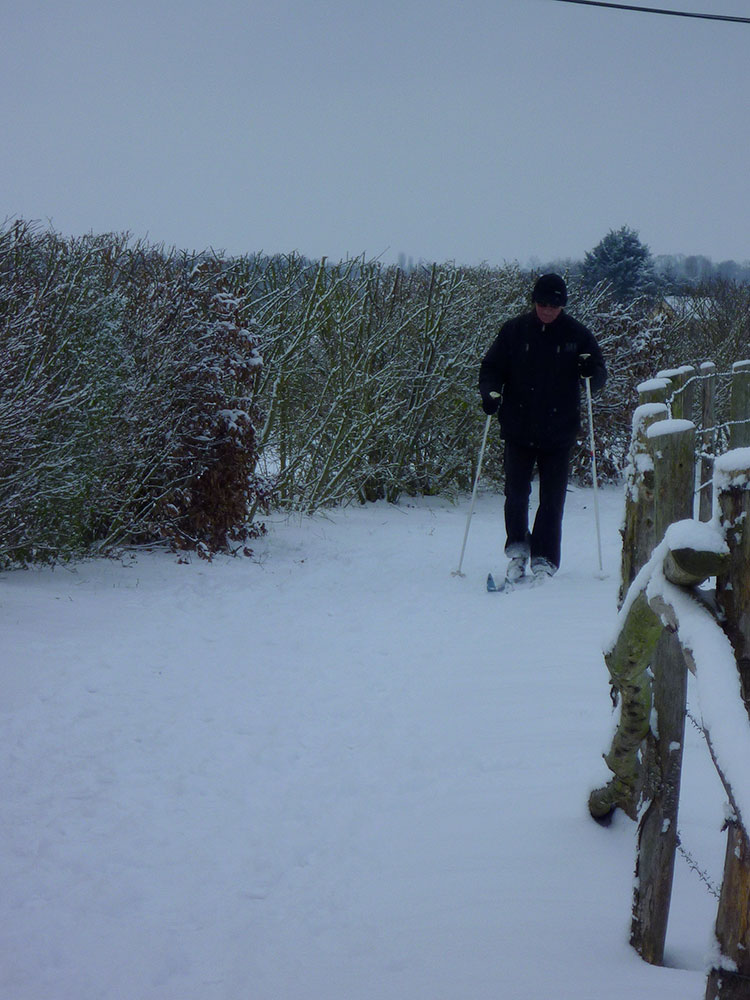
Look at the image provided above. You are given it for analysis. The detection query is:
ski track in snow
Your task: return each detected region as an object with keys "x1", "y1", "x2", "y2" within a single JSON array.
[{"x1": 1, "y1": 486, "x2": 726, "y2": 999}]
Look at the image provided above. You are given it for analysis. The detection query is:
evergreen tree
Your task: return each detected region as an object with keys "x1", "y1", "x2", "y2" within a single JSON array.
[{"x1": 581, "y1": 226, "x2": 660, "y2": 302}]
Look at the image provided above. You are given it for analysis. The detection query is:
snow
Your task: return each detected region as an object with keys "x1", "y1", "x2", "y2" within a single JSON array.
[
  {"x1": 646, "y1": 418, "x2": 695, "y2": 440},
  {"x1": 0, "y1": 485, "x2": 732, "y2": 999},
  {"x1": 620, "y1": 516, "x2": 750, "y2": 832},
  {"x1": 636, "y1": 377, "x2": 671, "y2": 394},
  {"x1": 656, "y1": 366, "x2": 695, "y2": 381},
  {"x1": 623, "y1": 405, "x2": 667, "y2": 505},
  {"x1": 634, "y1": 402, "x2": 669, "y2": 424},
  {"x1": 714, "y1": 448, "x2": 750, "y2": 493},
  {"x1": 649, "y1": 566, "x2": 750, "y2": 836},
  {"x1": 606, "y1": 508, "x2": 750, "y2": 963},
  {"x1": 663, "y1": 518, "x2": 729, "y2": 555}
]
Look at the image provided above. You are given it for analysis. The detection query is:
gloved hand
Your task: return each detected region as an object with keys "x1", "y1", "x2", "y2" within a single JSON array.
[
  {"x1": 481, "y1": 390, "x2": 500, "y2": 415},
  {"x1": 578, "y1": 354, "x2": 597, "y2": 379}
]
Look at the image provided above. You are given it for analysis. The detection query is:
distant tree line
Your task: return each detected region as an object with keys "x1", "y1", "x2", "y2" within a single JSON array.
[
  {"x1": 1, "y1": 219, "x2": 746, "y2": 567},
  {"x1": 537, "y1": 225, "x2": 750, "y2": 297},
  {"x1": 654, "y1": 253, "x2": 750, "y2": 290}
]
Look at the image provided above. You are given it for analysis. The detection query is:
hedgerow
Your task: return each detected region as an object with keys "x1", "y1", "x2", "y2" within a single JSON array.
[
  {"x1": 0, "y1": 221, "x2": 678, "y2": 566},
  {"x1": 0, "y1": 222, "x2": 267, "y2": 566}
]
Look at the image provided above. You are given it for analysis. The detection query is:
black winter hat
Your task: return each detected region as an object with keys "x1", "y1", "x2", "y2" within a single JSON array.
[{"x1": 532, "y1": 273, "x2": 568, "y2": 307}]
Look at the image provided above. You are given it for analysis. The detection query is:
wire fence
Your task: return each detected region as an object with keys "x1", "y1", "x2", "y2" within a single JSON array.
[{"x1": 638, "y1": 360, "x2": 750, "y2": 516}]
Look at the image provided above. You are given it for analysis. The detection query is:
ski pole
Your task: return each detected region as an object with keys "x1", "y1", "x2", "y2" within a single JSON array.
[
  {"x1": 453, "y1": 393, "x2": 499, "y2": 577},
  {"x1": 581, "y1": 358, "x2": 603, "y2": 574}
]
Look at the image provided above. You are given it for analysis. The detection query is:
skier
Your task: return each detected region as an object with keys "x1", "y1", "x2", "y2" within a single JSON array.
[{"x1": 479, "y1": 273, "x2": 607, "y2": 586}]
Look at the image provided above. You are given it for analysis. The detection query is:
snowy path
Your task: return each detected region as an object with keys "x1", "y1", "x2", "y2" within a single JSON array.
[{"x1": 1, "y1": 487, "x2": 725, "y2": 999}]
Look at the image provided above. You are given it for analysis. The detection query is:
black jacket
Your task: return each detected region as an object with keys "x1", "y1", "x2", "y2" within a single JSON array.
[{"x1": 479, "y1": 309, "x2": 607, "y2": 449}]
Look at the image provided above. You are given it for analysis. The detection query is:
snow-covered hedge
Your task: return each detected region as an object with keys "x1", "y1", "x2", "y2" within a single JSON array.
[
  {"x1": 0, "y1": 222, "x2": 267, "y2": 566},
  {"x1": 0, "y1": 222, "x2": 677, "y2": 564},
  {"x1": 249, "y1": 262, "x2": 671, "y2": 508},
  {"x1": 249, "y1": 256, "x2": 530, "y2": 509}
]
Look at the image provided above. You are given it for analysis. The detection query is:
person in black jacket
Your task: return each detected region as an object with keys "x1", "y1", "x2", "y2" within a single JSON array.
[{"x1": 478, "y1": 273, "x2": 606, "y2": 584}]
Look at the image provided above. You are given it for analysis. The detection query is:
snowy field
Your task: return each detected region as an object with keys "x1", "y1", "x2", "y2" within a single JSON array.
[{"x1": 1, "y1": 484, "x2": 729, "y2": 1000}]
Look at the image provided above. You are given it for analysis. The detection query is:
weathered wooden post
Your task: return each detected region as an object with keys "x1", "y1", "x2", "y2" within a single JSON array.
[
  {"x1": 619, "y1": 402, "x2": 668, "y2": 605},
  {"x1": 630, "y1": 418, "x2": 695, "y2": 966},
  {"x1": 729, "y1": 360, "x2": 750, "y2": 450},
  {"x1": 705, "y1": 449, "x2": 750, "y2": 1000},
  {"x1": 636, "y1": 377, "x2": 670, "y2": 407},
  {"x1": 657, "y1": 365, "x2": 696, "y2": 420},
  {"x1": 649, "y1": 418, "x2": 696, "y2": 532},
  {"x1": 616, "y1": 376, "x2": 674, "y2": 604},
  {"x1": 699, "y1": 361, "x2": 717, "y2": 522}
]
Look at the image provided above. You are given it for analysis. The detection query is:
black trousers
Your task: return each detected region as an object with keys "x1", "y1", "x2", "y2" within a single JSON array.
[{"x1": 503, "y1": 441, "x2": 571, "y2": 570}]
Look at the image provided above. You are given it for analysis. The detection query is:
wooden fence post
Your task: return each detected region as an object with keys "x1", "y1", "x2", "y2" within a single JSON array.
[
  {"x1": 619, "y1": 402, "x2": 668, "y2": 606},
  {"x1": 699, "y1": 361, "x2": 717, "y2": 522},
  {"x1": 630, "y1": 418, "x2": 695, "y2": 966},
  {"x1": 617, "y1": 374, "x2": 676, "y2": 605},
  {"x1": 636, "y1": 377, "x2": 670, "y2": 406},
  {"x1": 705, "y1": 450, "x2": 750, "y2": 1000},
  {"x1": 729, "y1": 360, "x2": 750, "y2": 450},
  {"x1": 649, "y1": 419, "x2": 697, "y2": 532},
  {"x1": 657, "y1": 365, "x2": 696, "y2": 420}
]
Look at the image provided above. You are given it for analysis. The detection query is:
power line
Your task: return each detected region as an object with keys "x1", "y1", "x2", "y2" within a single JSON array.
[{"x1": 549, "y1": 1, "x2": 750, "y2": 23}]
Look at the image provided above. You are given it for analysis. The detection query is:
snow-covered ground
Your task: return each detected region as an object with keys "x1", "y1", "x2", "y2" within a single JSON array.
[{"x1": 2, "y1": 484, "x2": 728, "y2": 999}]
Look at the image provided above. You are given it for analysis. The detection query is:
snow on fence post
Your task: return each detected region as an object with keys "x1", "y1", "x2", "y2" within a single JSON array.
[
  {"x1": 636, "y1": 376, "x2": 670, "y2": 407},
  {"x1": 729, "y1": 360, "x2": 750, "y2": 450},
  {"x1": 630, "y1": 418, "x2": 695, "y2": 966},
  {"x1": 699, "y1": 361, "x2": 717, "y2": 523},
  {"x1": 618, "y1": 401, "x2": 669, "y2": 606},
  {"x1": 705, "y1": 449, "x2": 750, "y2": 1000}
]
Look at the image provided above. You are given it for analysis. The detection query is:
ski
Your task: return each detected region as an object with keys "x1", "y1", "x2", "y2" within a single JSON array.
[{"x1": 486, "y1": 571, "x2": 548, "y2": 594}]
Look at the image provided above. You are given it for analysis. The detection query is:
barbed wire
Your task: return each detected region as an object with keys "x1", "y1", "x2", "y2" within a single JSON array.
[
  {"x1": 663, "y1": 367, "x2": 741, "y2": 400},
  {"x1": 696, "y1": 418, "x2": 750, "y2": 438},
  {"x1": 627, "y1": 372, "x2": 750, "y2": 906},
  {"x1": 686, "y1": 708, "x2": 704, "y2": 733},
  {"x1": 676, "y1": 835, "x2": 721, "y2": 899},
  {"x1": 646, "y1": 368, "x2": 750, "y2": 441},
  {"x1": 678, "y1": 709, "x2": 722, "y2": 899}
]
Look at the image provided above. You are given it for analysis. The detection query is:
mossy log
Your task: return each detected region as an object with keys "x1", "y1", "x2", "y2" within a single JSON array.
[
  {"x1": 590, "y1": 528, "x2": 728, "y2": 966},
  {"x1": 589, "y1": 591, "x2": 661, "y2": 821},
  {"x1": 590, "y1": 536, "x2": 726, "y2": 823},
  {"x1": 663, "y1": 545, "x2": 729, "y2": 587}
]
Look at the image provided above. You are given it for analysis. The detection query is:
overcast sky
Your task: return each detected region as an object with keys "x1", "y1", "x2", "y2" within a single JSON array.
[{"x1": 3, "y1": 0, "x2": 748, "y2": 267}]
